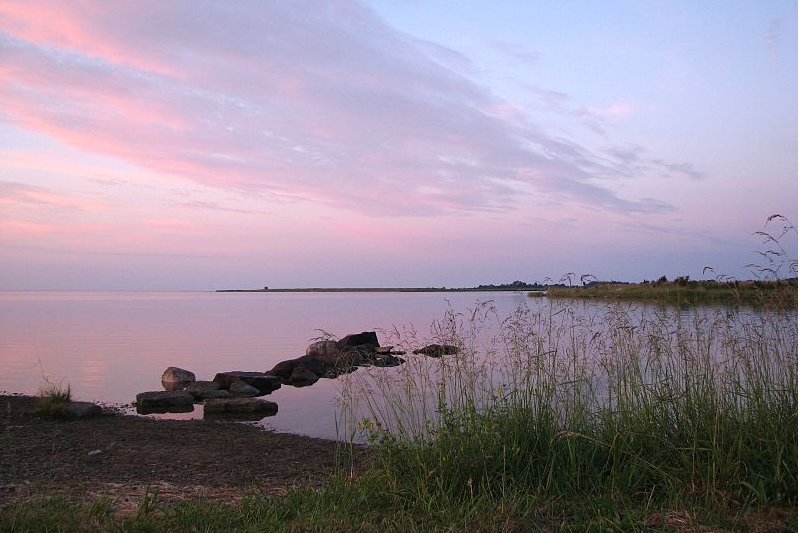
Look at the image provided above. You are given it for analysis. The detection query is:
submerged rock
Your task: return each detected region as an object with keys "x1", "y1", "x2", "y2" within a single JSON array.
[
  {"x1": 412, "y1": 344, "x2": 460, "y2": 357},
  {"x1": 203, "y1": 398, "x2": 278, "y2": 416}
]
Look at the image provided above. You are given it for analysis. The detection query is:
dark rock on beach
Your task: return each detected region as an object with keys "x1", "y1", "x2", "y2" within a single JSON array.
[
  {"x1": 135, "y1": 391, "x2": 195, "y2": 414},
  {"x1": 213, "y1": 371, "x2": 282, "y2": 394},
  {"x1": 63, "y1": 401, "x2": 103, "y2": 419}
]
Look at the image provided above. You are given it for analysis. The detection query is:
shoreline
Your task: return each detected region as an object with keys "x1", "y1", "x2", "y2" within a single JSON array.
[
  {"x1": 217, "y1": 287, "x2": 545, "y2": 293},
  {"x1": 0, "y1": 394, "x2": 367, "y2": 508}
]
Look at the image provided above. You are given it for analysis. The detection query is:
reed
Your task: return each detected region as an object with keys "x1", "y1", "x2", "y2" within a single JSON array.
[{"x1": 341, "y1": 298, "x2": 797, "y2": 518}]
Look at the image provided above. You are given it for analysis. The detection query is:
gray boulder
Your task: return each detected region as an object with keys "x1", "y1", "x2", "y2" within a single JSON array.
[
  {"x1": 135, "y1": 391, "x2": 195, "y2": 414},
  {"x1": 203, "y1": 398, "x2": 278, "y2": 416},
  {"x1": 229, "y1": 380, "x2": 260, "y2": 397},
  {"x1": 213, "y1": 371, "x2": 282, "y2": 394},
  {"x1": 161, "y1": 367, "x2": 196, "y2": 385}
]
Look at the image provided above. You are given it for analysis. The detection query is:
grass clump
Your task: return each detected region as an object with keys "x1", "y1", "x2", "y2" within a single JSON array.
[{"x1": 34, "y1": 381, "x2": 72, "y2": 417}]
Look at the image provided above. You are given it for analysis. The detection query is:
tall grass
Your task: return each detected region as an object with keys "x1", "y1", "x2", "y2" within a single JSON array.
[{"x1": 340, "y1": 299, "x2": 797, "y2": 515}]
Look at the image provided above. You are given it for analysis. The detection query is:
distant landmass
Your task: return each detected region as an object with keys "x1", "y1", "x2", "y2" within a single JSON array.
[{"x1": 216, "y1": 281, "x2": 547, "y2": 293}]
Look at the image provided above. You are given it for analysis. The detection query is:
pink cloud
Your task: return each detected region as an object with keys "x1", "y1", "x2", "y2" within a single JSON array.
[{"x1": 0, "y1": 1, "x2": 691, "y2": 217}]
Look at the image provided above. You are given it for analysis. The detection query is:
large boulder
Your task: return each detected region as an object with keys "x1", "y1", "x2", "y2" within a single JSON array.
[
  {"x1": 305, "y1": 340, "x2": 339, "y2": 358},
  {"x1": 412, "y1": 344, "x2": 460, "y2": 357},
  {"x1": 213, "y1": 371, "x2": 282, "y2": 394},
  {"x1": 288, "y1": 365, "x2": 320, "y2": 387},
  {"x1": 337, "y1": 331, "x2": 380, "y2": 349},
  {"x1": 135, "y1": 391, "x2": 195, "y2": 414},
  {"x1": 267, "y1": 355, "x2": 327, "y2": 386},
  {"x1": 203, "y1": 398, "x2": 278, "y2": 416},
  {"x1": 161, "y1": 367, "x2": 196, "y2": 386}
]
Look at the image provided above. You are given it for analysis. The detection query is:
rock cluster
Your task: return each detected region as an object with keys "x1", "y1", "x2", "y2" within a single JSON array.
[{"x1": 135, "y1": 331, "x2": 459, "y2": 418}]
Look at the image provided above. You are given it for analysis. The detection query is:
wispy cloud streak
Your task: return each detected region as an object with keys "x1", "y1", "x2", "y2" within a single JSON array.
[{"x1": 0, "y1": 1, "x2": 695, "y2": 216}]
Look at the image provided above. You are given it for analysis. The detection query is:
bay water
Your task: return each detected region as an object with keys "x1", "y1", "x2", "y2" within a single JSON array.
[{"x1": 0, "y1": 290, "x2": 532, "y2": 440}]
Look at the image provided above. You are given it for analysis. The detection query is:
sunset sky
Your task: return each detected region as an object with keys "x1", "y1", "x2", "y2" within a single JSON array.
[{"x1": 1, "y1": 1, "x2": 796, "y2": 290}]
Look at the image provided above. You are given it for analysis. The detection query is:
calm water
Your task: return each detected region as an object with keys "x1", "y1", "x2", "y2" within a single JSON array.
[
  {"x1": 2, "y1": 291, "x2": 789, "y2": 441},
  {"x1": 0, "y1": 290, "x2": 532, "y2": 439}
]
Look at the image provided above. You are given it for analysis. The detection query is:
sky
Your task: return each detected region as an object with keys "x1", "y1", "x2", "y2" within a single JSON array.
[{"x1": 0, "y1": 0, "x2": 796, "y2": 290}]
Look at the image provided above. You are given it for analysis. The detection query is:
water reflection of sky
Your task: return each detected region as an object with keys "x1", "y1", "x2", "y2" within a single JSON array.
[{"x1": 0, "y1": 291, "x2": 790, "y2": 441}]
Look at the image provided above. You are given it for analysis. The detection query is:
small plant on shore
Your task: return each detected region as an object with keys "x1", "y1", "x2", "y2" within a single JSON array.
[{"x1": 35, "y1": 380, "x2": 72, "y2": 417}]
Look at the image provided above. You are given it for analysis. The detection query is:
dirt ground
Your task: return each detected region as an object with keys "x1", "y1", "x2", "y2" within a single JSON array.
[{"x1": 0, "y1": 394, "x2": 367, "y2": 509}]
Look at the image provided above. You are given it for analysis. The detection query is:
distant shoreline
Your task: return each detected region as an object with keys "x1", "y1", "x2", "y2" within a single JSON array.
[{"x1": 216, "y1": 287, "x2": 545, "y2": 293}]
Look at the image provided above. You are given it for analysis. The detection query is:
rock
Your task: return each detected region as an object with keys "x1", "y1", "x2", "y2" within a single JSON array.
[
  {"x1": 213, "y1": 371, "x2": 282, "y2": 394},
  {"x1": 161, "y1": 381, "x2": 188, "y2": 392},
  {"x1": 305, "y1": 340, "x2": 339, "y2": 358},
  {"x1": 320, "y1": 347, "x2": 366, "y2": 368},
  {"x1": 229, "y1": 380, "x2": 260, "y2": 397},
  {"x1": 161, "y1": 367, "x2": 196, "y2": 385},
  {"x1": 373, "y1": 354, "x2": 405, "y2": 367},
  {"x1": 288, "y1": 365, "x2": 320, "y2": 387},
  {"x1": 203, "y1": 398, "x2": 278, "y2": 416},
  {"x1": 337, "y1": 331, "x2": 380, "y2": 349},
  {"x1": 412, "y1": 344, "x2": 460, "y2": 357},
  {"x1": 135, "y1": 391, "x2": 195, "y2": 414},
  {"x1": 185, "y1": 381, "x2": 229, "y2": 400},
  {"x1": 63, "y1": 401, "x2": 102, "y2": 419},
  {"x1": 266, "y1": 355, "x2": 324, "y2": 386},
  {"x1": 293, "y1": 355, "x2": 327, "y2": 376}
]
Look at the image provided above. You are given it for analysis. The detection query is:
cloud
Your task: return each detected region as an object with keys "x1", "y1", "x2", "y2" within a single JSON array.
[
  {"x1": 0, "y1": 1, "x2": 696, "y2": 216},
  {"x1": 602, "y1": 144, "x2": 705, "y2": 181},
  {"x1": 0, "y1": 180, "x2": 104, "y2": 210},
  {"x1": 489, "y1": 40, "x2": 540, "y2": 64}
]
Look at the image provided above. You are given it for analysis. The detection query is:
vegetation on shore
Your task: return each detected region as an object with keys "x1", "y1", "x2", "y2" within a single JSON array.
[
  {"x1": 4, "y1": 298, "x2": 795, "y2": 531},
  {"x1": 541, "y1": 277, "x2": 797, "y2": 307},
  {"x1": 33, "y1": 381, "x2": 72, "y2": 417}
]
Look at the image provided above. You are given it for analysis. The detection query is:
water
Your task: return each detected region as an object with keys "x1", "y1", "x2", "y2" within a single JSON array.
[
  {"x1": 0, "y1": 290, "x2": 532, "y2": 439},
  {"x1": 2, "y1": 291, "x2": 791, "y2": 441}
]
